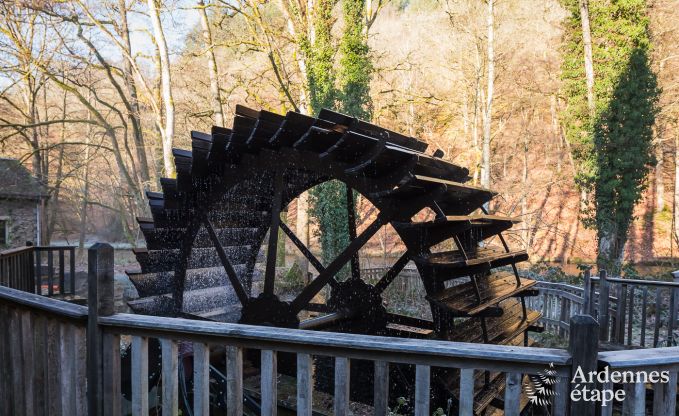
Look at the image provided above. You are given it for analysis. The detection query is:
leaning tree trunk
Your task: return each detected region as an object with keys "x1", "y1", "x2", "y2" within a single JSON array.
[
  {"x1": 480, "y1": 0, "x2": 494, "y2": 190},
  {"x1": 197, "y1": 0, "x2": 224, "y2": 127},
  {"x1": 148, "y1": 0, "x2": 176, "y2": 177}
]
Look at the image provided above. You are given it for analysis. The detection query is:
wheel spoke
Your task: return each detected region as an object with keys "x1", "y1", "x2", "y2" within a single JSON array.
[
  {"x1": 172, "y1": 217, "x2": 202, "y2": 314},
  {"x1": 264, "y1": 169, "x2": 285, "y2": 295},
  {"x1": 279, "y1": 222, "x2": 338, "y2": 289},
  {"x1": 290, "y1": 215, "x2": 387, "y2": 314},
  {"x1": 346, "y1": 185, "x2": 361, "y2": 281},
  {"x1": 202, "y1": 215, "x2": 249, "y2": 306},
  {"x1": 373, "y1": 252, "x2": 411, "y2": 294}
]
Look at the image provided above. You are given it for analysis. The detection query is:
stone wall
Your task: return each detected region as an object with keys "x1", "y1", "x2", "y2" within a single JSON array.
[{"x1": 0, "y1": 198, "x2": 38, "y2": 249}]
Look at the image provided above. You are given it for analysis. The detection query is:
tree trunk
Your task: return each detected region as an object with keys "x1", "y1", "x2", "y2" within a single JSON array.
[
  {"x1": 118, "y1": 0, "x2": 151, "y2": 186},
  {"x1": 674, "y1": 131, "x2": 679, "y2": 248},
  {"x1": 656, "y1": 144, "x2": 665, "y2": 211},
  {"x1": 480, "y1": 0, "x2": 494, "y2": 189},
  {"x1": 197, "y1": 0, "x2": 224, "y2": 126},
  {"x1": 148, "y1": 0, "x2": 176, "y2": 177},
  {"x1": 579, "y1": 0, "x2": 596, "y2": 117}
]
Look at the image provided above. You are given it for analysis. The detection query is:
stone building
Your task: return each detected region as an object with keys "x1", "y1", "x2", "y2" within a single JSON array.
[{"x1": 0, "y1": 158, "x2": 48, "y2": 248}]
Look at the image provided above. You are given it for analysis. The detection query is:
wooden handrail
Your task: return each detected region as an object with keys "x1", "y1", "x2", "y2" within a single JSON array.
[
  {"x1": 0, "y1": 246, "x2": 33, "y2": 257},
  {"x1": 99, "y1": 313, "x2": 571, "y2": 374},
  {"x1": 591, "y1": 276, "x2": 679, "y2": 288},
  {"x1": 0, "y1": 285, "x2": 87, "y2": 320}
]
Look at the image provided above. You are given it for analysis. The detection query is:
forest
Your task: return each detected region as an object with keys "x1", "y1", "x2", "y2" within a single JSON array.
[{"x1": 0, "y1": 0, "x2": 677, "y2": 274}]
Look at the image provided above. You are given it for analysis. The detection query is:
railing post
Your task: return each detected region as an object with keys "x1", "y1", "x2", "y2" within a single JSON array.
[
  {"x1": 670, "y1": 271, "x2": 679, "y2": 343},
  {"x1": 568, "y1": 315, "x2": 599, "y2": 416},
  {"x1": 87, "y1": 243, "x2": 116, "y2": 416},
  {"x1": 582, "y1": 268, "x2": 592, "y2": 316},
  {"x1": 598, "y1": 270, "x2": 610, "y2": 341}
]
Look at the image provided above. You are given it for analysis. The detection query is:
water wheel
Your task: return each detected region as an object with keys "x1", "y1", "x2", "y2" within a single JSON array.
[{"x1": 126, "y1": 106, "x2": 541, "y2": 414}]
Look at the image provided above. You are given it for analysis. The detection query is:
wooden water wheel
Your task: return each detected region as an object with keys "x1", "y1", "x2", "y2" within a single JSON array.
[{"x1": 126, "y1": 105, "x2": 541, "y2": 414}]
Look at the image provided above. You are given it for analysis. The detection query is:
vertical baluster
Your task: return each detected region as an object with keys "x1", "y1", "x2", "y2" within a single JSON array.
[
  {"x1": 59, "y1": 248, "x2": 65, "y2": 295},
  {"x1": 227, "y1": 346, "x2": 243, "y2": 416},
  {"x1": 161, "y1": 339, "x2": 178, "y2": 416},
  {"x1": 35, "y1": 249, "x2": 42, "y2": 294},
  {"x1": 641, "y1": 287, "x2": 648, "y2": 347},
  {"x1": 414, "y1": 365, "x2": 430, "y2": 416},
  {"x1": 69, "y1": 247, "x2": 76, "y2": 295},
  {"x1": 60, "y1": 323, "x2": 76, "y2": 415},
  {"x1": 33, "y1": 314, "x2": 47, "y2": 414},
  {"x1": 598, "y1": 270, "x2": 610, "y2": 341},
  {"x1": 600, "y1": 381, "x2": 614, "y2": 416},
  {"x1": 132, "y1": 336, "x2": 149, "y2": 416},
  {"x1": 261, "y1": 350, "x2": 277, "y2": 416},
  {"x1": 193, "y1": 343, "x2": 209, "y2": 416},
  {"x1": 47, "y1": 250, "x2": 54, "y2": 296},
  {"x1": 9, "y1": 308, "x2": 25, "y2": 414},
  {"x1": 47, "y1": 318, "x2": 63, "y2": 416},
  {"x1": 20, "y1": 310, "x2": 35, "y2": 415},
  {"x1": 297, "y1": 353, "x2": 312, "y2": 416},
  {"x1": 616, "y1": 284, "x2": 627, "y2": 343},
  {"x1": 622, "y1": 382, "x2": 645, "y2": 416},
  {"x1": 102, "y1": 331, "x2": 121, "y2": 416},
  {"x1": 668, "y1": 284, "x2": 676, "y2": 346},
  {"x1": 334, "y1": 357, "x2": 350, "y2": 416},
  {"x1": 553, "y1": 376, "x2": 569, "y2": 416},
  {"x1": 654, "y1": 288, "x2": 662, "y2": 347},
  {"x1": 75, "y1": 326, "x2": 87, "y2": 416},
  {"x1": 627, "y1": 286, "x2": 635, "y2": 346},
  {"x1": 653, "y1": 370, "x2": 677, "y2": 416},
  {"x1": 459, "y1": 368, "x2": 474, "y2": 416},
  {"x1": 504, "y1": 372, "x2": 522, "y2": 416},
  {"x1": 373, "y1": 361, "x2": 389, "y2": 416}
]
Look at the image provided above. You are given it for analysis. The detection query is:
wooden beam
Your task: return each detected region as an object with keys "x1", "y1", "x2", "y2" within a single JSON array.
[
  {"x1": 504, "y1": 372, "x2": 521, "y2": 416},
  {"x1": 261, "y1": 350, "x2": 277, "y2": 416},
  {"x1": 227, "y1": 346, "x2": 243, "y2": 416},
  {"x1": 193, "y1": 343, "x2": 210, "y2": 416},
  {"x1": 297, "y1": 353, "x2": 312, "y2": 416},
  {"x1": 279, "y1": 222, "x2": 325, "y2": 274},
  {"x1": 161, "y1": 339, "x2": 179, "y2": 416},
  {"x1": 414, "y1": 365, "x2": 430, "y2": 416},
  {"x1": 264, "y1": 169, "x2": 285, "y2": 295},
  {"x1": 290, "y1": 215, "x2": 386, "y2": 313},
  {"x1": 373, "y1": 361, "x2": 389, "y2": 416},
  {"x1": 346, "y1": 186, "x2": 360, "y2": 281},
  {"x1": 458, "y1": 368, "x2": 474, "y2": 416},
  {"x1": 334, "y1": 357, "x2": 350, "y2": 416},
  {"x1": 203, "y1": 216, "x2": 249, "y2": 305},
  {"x1": 373, "y1": 252, "x2": 410, "y2": 294}
]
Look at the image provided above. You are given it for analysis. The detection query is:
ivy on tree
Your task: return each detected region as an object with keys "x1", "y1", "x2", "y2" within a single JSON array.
[
  {"x1": 307, "y1": 0, "x2": 373, "y2": 268},
  {"x1": 560, "y1": 0, "x2": 659, "y2": 273}
]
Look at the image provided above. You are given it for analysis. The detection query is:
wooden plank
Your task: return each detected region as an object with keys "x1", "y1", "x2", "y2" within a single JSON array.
[
  {"x1": 0, "y1": 305, "x2": 13, "y2": 416},
  {"x1": 60, "y1": 323, "x2": 77, "y2": 416},
  {"x1": 552, "y1": 376, "x2": 569, "y2": 416},
  {"x1": 227, "y1": 345, "x2": 243, "y2": 416},
  {"x1": 70, "y1": 247, "x2": 76, "y2": 295},
  {"x1": 161, "y1": 339, "x2": 179, "y2": 416},
  {"x1": 20, "y1": 310, "x2": 35, "y2": 415},
  {"x1": 616, "y1": 284, "x2": 627, "y2": 344},
  {"x1": 458, "y1": 368, "x2": 474, "y2": 416},
  {"x1": 654, "y1": 288, "x2": 662, "y2": 347},
  {"x1": 35, "y1": 249, "x2": 42, "y2": 293},
  {"x1": 598, "y1": 270, "x2": 610, "y2": 341},
  {"x1": 622, "y1": 382, "x2": 645, "y2": 416},
  {"x1": 668, "y1": 286, "x2": 676, "y2": 345},
  {"x1": 102, "y1": 332, "x2": 121, "y2": 416},
  {"x1": 334, "y1": 357, "x2": 350, "y2": 416},
  {"x1": 47, "y1": 250, "x2": 54, "y2": 296},
  {"x1": 98, "y1": 313, "x2": 572, "y2": 375},
  {"x1": 47, "y1": 318, "x2": 63, "y2": 416},
  {"x1": 627, "y1": 286, "x2": 635, "y2": 345},
  {"x1": 582, "y1": 269, "x2": 592, "y2": 314},
  {"x1": 652, "y1": 370, "x2": 677, "y2": 416},
  {"x1": 9, "y1": 308, "x2": 25, "y2": 415},
  {"x1": 414, "y1": 365, "x2": 430, "y2": 416},
  {"x1": 74, "y1": 325, "x2": 88, "y2": 416},
  {"x1": 504, "y1": 372, "x2": 521, "y2": 416},
  {"x1": 59, "y1": 248, "x2": 65, "y2": 294},
  {"x1": 132, "y1": 336, "x2": 149, "y2": 416},
  {"x1": 373, "y1": 361, "x2": 389, "y2": 416},
  {"x1": 0, "y1": 285, "x2": 88, "y2": 319},
  {"x1": 261, "y1": 350, "x2": 277, "y2": 416},
  {"x1": 193, "y1": 342, "x2": 210, "y2": 416},
  {"x1": 600, "y1": 381, "x2": 614, "y2": 416},
  {"x1": 297, "y1": 353, "x2": 313, "y2": 416},
  {"x1": 568, "y1": 315, "x2": 598, "y2": 416},
  {"x1": 641, "y1": 287, "x2": 648, "y2": 347}
]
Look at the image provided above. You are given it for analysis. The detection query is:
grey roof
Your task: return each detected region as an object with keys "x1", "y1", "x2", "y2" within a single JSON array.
[{"x1": 0, "y1": 158, "x2": 48, "y2": 200}]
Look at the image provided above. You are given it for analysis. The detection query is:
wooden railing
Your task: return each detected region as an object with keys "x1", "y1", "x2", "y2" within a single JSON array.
[
  {"x1": 0, "y1": 244, "x2": 76, "y2": 296},
  {"x1": 0, "y1": 246, "x2": 35, "y2": 293},
  {"x1": 530, "y1": 270, "x2": 679, "y2": 348},
  {"x1": 1, "y1": 244, "x2": 678, "y2": 415}
]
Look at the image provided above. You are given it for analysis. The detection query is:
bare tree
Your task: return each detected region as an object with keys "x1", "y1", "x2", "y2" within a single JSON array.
[{"x1": 197, "y1": 0, "x2": 225, "y2": 126}]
